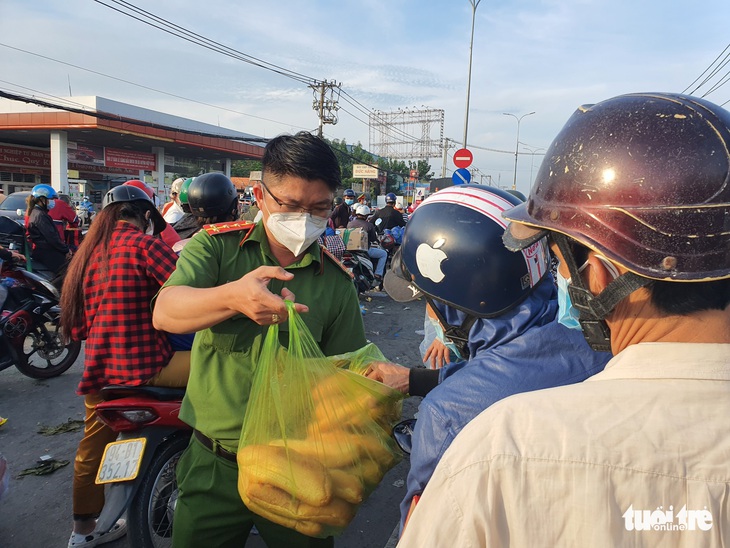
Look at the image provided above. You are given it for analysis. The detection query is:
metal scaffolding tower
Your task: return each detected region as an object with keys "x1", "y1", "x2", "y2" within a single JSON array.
[{"x1": 368, "y1": 108, "x2": 444, "y2": 160}]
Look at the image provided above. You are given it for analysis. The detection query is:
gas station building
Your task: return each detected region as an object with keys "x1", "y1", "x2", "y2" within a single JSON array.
[{"x1": 0, "y1": 95, "x2": 265, "y2": 206}]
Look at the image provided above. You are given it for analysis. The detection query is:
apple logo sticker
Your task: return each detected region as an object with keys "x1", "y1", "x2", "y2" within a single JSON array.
[{"x1": 416, "y1": 238, "x2": 447, "y2": 283}]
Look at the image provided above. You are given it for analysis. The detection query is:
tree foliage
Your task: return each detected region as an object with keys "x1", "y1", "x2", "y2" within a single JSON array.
[
  {"x1": 231, "y1": 139, "x2": 432, "y2": 198},
  {"x1": 326, "y1": 138, "x2": 432, "y2": 195},
  {"x1": 231, "y1": 159, "x2": 262, "y2": 177}
]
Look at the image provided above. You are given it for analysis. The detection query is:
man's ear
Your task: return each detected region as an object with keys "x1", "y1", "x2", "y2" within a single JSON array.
[
  {"x1": 585, "y1": 253, "x2": 617, "y2": 295},
  {"x1": 252, "y1": 183, "x2": 263, "y2": 204}
]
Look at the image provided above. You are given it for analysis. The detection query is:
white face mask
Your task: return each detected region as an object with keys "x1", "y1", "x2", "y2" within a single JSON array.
[{"x1": 266, "y1": 212, "x2": 327, "y2": 256}]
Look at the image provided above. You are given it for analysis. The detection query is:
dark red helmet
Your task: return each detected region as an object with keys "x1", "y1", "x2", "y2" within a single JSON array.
[
  {"x1": 504, "y1": 92, "x2": 730, "y2": 281},
  {"x1": 123, "y1": 179, "x2": 154, "y2": 200},
  {"x1": 380, "y1": 233, "x2": 396, "y2": 250}
]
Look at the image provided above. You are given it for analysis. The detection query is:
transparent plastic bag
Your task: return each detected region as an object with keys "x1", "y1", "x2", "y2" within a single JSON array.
[
  {"x1": 238, "y1": 301, "x2": 404, "y2": 538},
  {"x1": 327, "y1": 342, "x2": 388, "y2": 375}
]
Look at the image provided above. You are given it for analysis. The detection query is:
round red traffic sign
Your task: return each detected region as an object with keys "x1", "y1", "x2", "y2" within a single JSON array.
[{"x1": 453, "y1": 148, "x2": 473, "y2": 169}]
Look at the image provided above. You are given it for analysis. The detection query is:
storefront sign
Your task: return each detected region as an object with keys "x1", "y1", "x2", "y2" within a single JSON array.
[
  {"x1": 0, "y1": 144, "x2": 50, "y2": 168},
  {"x1": 105, "y1": 148, "x2": 156, "y2": 171},
  {"x1": 69, "y1": 144, "x2": 105, "y2": 165},
  {"x1": 353, "y1": 164, "x2": 379, "y2": 179}
]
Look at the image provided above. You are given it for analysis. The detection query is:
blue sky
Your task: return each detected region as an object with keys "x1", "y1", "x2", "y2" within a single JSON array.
[{"x1": 1, "y1": 0, "x2": 729, "y2": 195}]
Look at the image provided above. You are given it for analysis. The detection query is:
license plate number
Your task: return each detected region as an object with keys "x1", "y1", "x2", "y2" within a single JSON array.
[{"x1": 95, "y1": 438, "x2": 146, "y2": 484}]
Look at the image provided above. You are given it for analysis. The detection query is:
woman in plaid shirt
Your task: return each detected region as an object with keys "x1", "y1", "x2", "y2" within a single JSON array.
[{"x1": 60, "y1": 185, "x2": 190, "y2": 548}]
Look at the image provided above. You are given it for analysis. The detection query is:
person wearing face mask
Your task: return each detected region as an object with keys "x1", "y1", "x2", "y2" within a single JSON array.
[
  {"x1": 365, "y1": 184, "x2": 611, "y2": 532},
  {"x1": 399, "y1": 93, "x2": 730, "y2": 547},
  {"x1": 419, "y1": 302, "x2": 461, "y2": 369},
  {"x1": 329, "y1": 194, "x2": 351, "y2": 228},
  {"x1": 59, "y1": 184, "x2": 189, "y2": 548},
  {"x1": 152, "y1": 131, "x2": 366, "y2": 548},
  {"x1": 25, "y1": 184, "x2": 71, "y2": 282}
]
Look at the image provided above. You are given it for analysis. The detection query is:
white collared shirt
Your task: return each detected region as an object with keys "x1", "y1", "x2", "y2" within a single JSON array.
[{"x1": 399, "y1": 343, "x2": 730, "y2": 547}]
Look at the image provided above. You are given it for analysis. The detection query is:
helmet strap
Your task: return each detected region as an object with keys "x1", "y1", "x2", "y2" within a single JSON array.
[
  {"x1": 426, "y1": 297, "x2": 476, "y2": 360},
  {"x1": 553, "y1": 233, "x2": 650, "y2": 353}
]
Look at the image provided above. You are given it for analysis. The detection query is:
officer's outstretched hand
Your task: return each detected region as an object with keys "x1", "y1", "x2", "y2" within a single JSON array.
[{"x1": 232, "y1": 266, "x2": 309, "y2": 325}]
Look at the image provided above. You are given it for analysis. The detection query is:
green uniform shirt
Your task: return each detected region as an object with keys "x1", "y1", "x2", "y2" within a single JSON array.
[{"x1": 157, "y1": 222, "x2": 366, "y2": 451}]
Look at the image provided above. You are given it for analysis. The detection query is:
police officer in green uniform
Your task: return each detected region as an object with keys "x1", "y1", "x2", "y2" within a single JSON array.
[{"x1": 153, "y1": 132, "x2": 367, "y2": 548}]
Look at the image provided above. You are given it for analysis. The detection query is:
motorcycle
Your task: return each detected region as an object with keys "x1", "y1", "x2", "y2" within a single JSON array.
[
  {"x1": 392, "y1": 418, "x2": 415, "y2": 455},
  {"x1": 94, "y1": 385, "x2": 190, "y2": 548},
  {"x1": 0, "y1": 219, "x2": 81, "y2": 379},
  {"x1": 341, "y1": 249, "x2": 377, "y2": 294},
  {"x1": 93, "y1": 385, "x2": 412, "y2": 548},
  {"x1": 379, "y1": 231, "x2": 399, "y2": 273},
  {"x1": 76, "y1": 204, "x2": 95, "y2": 229}
]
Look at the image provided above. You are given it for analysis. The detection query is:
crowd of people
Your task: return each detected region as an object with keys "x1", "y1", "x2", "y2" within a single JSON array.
[{"x1": 4, "y1": 91, "x2": 729, "y2": 547}]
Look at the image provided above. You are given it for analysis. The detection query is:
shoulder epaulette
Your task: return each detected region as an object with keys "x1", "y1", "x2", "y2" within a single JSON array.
[
  {"x1": 202, "y1": 221, "x2": 255, "y2": 241},
  {"x1": 320, "y1": 246, "x2": 353, "y2": 279}
]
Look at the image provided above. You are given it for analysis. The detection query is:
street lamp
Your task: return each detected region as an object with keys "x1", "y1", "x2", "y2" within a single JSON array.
[
  {"x1": 503, "y1": 111, "x2": 535, "y2": 190},
  {"x1": 522, "y1": 145, "x2": 546, "y2": 186},
  {"x1": 462, "y1": 0, "x2": 482, "y2": 148}
]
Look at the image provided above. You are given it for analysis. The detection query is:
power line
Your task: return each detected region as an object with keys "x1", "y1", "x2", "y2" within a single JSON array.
[
  {"x1": 0, "y1": 86, "x2": 421, "y2": 182},
  {"x1": 0, "y1": 43, "x2": 311, "y2": 131},
  {"x1": 6, "y1": 3, "x2": 469, "y2": 164},
  {"x1": 0, "y1": 89, "x2": 270, "y2": 144},
  {"x1": 90, "y1": 1, "x2": 432, "y2": 150},
  {"x1": 92, "y1": 0, "x2": 314, "y2": 85},
  {"x1": 339, "y1": 90, "x2": 425, "y2": 144},
  {"x1": 683, "y1": 42, "x2": 730, "y2": 95}
]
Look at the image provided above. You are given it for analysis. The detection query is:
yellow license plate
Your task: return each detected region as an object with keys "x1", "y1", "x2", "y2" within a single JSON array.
[{"x1": 95, "y1": 438, "x2": 146, "y2": 484}]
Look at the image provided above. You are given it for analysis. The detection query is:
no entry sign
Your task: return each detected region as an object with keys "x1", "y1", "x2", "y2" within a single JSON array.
[{"x1": 453, "y1": 148, "x2": 473, "y2": 169}]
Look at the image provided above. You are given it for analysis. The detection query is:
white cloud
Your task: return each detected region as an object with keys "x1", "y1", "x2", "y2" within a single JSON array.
[{"x1": 1, "y1": 0, "x2": 729, "y2": 194}]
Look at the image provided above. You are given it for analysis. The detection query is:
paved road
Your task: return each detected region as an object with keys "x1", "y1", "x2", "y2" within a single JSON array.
[{"x1": 0, "y1": 290, "x2": 425, "y2": 547}]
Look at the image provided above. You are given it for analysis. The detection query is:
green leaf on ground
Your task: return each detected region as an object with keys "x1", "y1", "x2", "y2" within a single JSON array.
[
  {"x1": 37, "y1": 418, "x2": 85, "y2": 435},
  {"x1": 18, "y1": 459, "x2": 70, "y2": 477}
]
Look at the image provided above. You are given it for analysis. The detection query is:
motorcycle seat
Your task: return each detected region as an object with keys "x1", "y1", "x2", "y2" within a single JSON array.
[{"x1": 99, "y1": 384, "x2": 186, "y2": 401}]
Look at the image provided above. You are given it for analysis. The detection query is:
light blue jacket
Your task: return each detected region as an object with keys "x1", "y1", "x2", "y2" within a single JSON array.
[{"x1": 401, "y1": 276, "x2": 612, "y2": 528}]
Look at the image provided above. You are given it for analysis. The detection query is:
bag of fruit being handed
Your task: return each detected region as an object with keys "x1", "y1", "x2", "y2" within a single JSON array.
[{"x1": 237, "y1": 301, "x2": 404, "y2": 538}]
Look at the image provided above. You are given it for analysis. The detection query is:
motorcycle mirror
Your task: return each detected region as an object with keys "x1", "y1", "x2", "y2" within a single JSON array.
[
  {"x1": 15, "y1": 209, "x2": 23, "y2": 217},
  {"x1": 375, "y1": 218, "x2": 383, "y2": 227},
  {"x1": 392, "y1": 418, "x2": 416, "y2": 455}
]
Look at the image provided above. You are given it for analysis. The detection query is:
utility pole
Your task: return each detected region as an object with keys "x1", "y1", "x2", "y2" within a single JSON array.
[
  {"x1": 503, "y1": 111, "x2": 535, "y2": 190},
  {"x1": 310, "y1": 80, "x2": 341, "y2": 137},
  {"x1": 441, "y1": 137, "x2": 449, "y2": 178},
  {"x1": 462, "y1": 0, "x2": 482, "y2": 148}
]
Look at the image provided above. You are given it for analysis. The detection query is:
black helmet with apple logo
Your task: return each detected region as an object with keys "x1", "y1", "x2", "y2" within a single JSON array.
[{"x1": 384, "y1": 184, "x2": 550, "y2": 317}]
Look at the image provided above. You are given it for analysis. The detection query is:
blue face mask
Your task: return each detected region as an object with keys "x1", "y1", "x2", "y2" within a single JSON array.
[
  {"x1": 419, "y1": 315, "x2": 464, "y2": 360},
  {"x1": 47, "y1": 199, "x2": 56, "y2": 210},
  {"x1": 345, "y1": 199, "x2": 354, "y2": 206},
  {"x1": 556, "y1": 269, "x2": 582, "y2": 330}
]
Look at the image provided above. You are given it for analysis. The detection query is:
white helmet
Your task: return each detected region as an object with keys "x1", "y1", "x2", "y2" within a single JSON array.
[
  {"x1": 355, "y1": 204, "x2": 371, "y2": 216},
  {"x1": 170, "y1": 178, "x2": 185, "y2": 195}
]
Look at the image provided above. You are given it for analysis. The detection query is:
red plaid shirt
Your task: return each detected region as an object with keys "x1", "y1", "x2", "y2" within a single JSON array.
[{"x1": 74, "y1": 222, "x2": 177, "y2": 394}]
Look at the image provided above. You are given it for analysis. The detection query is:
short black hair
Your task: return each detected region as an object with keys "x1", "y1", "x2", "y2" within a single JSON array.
[
  {"x1": 646, "y1": 278, "x2": 730, "y2": 315},
  {"x1": 262, "y1": 131, "x2": 341, "y2": 191}
]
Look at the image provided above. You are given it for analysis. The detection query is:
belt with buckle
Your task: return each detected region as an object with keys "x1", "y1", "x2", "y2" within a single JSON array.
[{"x1": 193, "y1": 429, "x2": 237, "y2": 463}]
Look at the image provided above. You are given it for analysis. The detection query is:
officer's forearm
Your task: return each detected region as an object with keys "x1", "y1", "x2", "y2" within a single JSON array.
[{"x1": 153, "y1": 285, "x2": 238, "y2": 333}]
